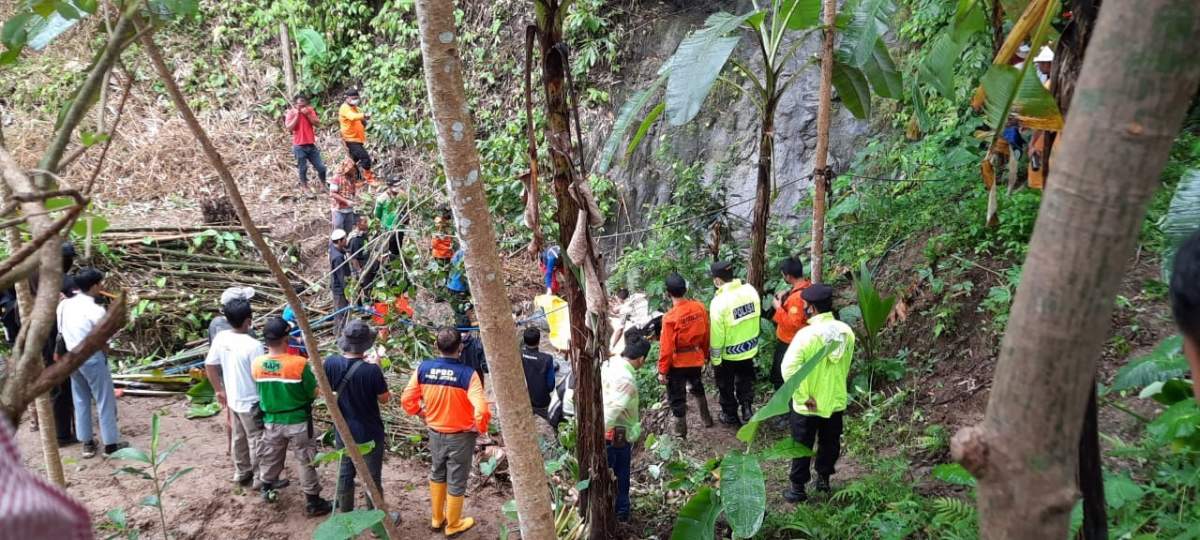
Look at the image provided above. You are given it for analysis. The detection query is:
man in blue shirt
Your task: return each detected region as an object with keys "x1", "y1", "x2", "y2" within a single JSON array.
[{"x1": 324, "y1": 320, "x2": 391, "y2": 513}]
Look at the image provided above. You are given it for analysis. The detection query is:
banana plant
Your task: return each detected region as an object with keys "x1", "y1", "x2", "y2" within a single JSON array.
[
  {"x1": 668, "y1": 343, "x2": 833, "y2": 539},
  {"x1": 1161, "y1": 169, "x2": 1200, "y2": 281},
  {"x1": 854, "y1": 260, "x2": 896, "y2": 391},
  {"x1": 599, "y1": 0, "x2": 900, "y2": 291}
]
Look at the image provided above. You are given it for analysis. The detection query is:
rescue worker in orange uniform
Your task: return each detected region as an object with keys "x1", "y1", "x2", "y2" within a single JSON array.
[
  {"x1": 767, "y1": 257, "x2": 811, "y2": 389},
  {"x1": 657, "y1": 273, "x2": 715, "y2": 438},
  {"x1": 401, "y1": 327, "x2": 490, "y2": 537},
  {"x1": 431, "y1": 207, "x2": 455, "y2": 264}
]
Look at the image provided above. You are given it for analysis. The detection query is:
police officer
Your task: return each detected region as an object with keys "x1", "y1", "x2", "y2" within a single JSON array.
[{"x1": 708, "y1": 261, "x2": 762, "y2": 426}]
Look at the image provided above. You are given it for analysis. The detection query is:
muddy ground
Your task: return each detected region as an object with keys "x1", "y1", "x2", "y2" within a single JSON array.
[{"x1": 16, "y1": 396, "x2": 510, "y2": 540}]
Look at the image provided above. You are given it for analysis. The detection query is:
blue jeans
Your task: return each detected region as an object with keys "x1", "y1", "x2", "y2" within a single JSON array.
[
  {"x1": 606, "y1": 442, "x2": 632, "y2": 518},
  {"x1": 293, "y1": 144, "x2": 327, "y2": 186},
  {"x1": 70, "y1": 353, "x2": 119, "y2": 445}
]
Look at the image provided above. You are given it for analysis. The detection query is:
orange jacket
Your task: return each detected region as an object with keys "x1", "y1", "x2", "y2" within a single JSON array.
[
  {"x1": 658, "y1": 299, "x2": 710, "y2": 375},
  {"x1": 338, "y1": 103, "x2": 366, "y2": 143},
  {"x1": 401, "y1": 356, "x2": 490, "y2": 434},
  {"x1": 773, "y1": 279, "x2": 811, "y2": 344},
  {"x1": 431, "y1": 234, "x2": 454, "y2": 260}
]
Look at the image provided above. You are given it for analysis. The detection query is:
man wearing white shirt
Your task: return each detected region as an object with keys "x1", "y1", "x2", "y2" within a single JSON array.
[
  {"x1": 56, "y1": 268, "x2": 124, "y2": 458},
  {"x1": 204, "y1": 298, "x2": 268, "y2": 486}
]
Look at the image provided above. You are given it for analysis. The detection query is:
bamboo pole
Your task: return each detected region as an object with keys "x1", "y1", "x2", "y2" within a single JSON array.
[{"x1": 137, "y1": 26, "x2": 400, "y2": 538}]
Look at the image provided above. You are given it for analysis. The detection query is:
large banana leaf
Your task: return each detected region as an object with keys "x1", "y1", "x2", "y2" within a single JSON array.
[
  {"x1": 663, "y1": 11, "x2": 757, "y2": 126},
  {"x1": 831, "y1": 59, "x2": 871, "y2": 118},
  {"x1": 919, "y1": 32, "x2": 968, "y2": 99},
  {"x1": 1161, "y1": 168, "x2": 1200, "y2": 280},
  {"x1": 670, "y1": 486, "x2": 721, "y2": 540},
  {"x1": 861, "y1": 38, "x2": 902, "y2": 99},
  {"x1": 910, "y1": 78, "x2": 933, "y2": 132},
  {"x1": 836, "y1": 0, "x2": 895, "y2": 67},
  {"x1": 597, "y1": 77, "x2": 664, "y2": 173},
  {"x1": 979, "y1": 64, "x2": 1062, "y2": 132},
  {"x1": 737, "y1": 343, "x2": 833, "y2": 443},
  {"x1": 719, "y1": 452, "x2": 766, "y2": 539},
  {"x1": 781, "y1": 0, "x2": 821, "y2": 30}
]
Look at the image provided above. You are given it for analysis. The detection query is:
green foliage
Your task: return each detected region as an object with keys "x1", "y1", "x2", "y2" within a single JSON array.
[
  {"x1": 670, "y1": 487, "x2": 720, "y2": 540},
  {"x1": 311, "y1": 440, "x2": 377, "y2": 467},
  {"x1": 1160, "y1": 168, "x2": 1200, "y2": 280},
  {"x1": 662, "y1": 12, "x2": 757, "y2": 126},
  {"x1": 184, "y1": 402, "x2": 221, "y2": 419},
  {"x1": 1110, "y1": 335, "x2": 1187, "y2": 394},
  {"x1": 718, "y1": 452, "x2": 767, "y2": 539},
  {"x1": 111, "y1": 413, "x2": 194, "y2": 538},
  {"x1": 313, "y1": 510, "x2": 386, "y2": 540},
  {"x1": 931, "y1": 463, "x2": 976, "y2": 486}
]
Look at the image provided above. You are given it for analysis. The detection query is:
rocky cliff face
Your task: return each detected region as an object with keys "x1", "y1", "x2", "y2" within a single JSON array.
[{"x1": 597, "y1": 0, "x2": 871, "y2": 255}]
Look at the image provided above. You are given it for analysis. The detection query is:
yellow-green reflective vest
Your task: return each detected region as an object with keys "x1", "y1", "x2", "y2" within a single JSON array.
[{"x1": 708, "y1": 279, "x2": 761, "y2": 365}]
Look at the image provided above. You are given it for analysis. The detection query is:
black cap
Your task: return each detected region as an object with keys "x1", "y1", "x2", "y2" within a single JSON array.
[
  {"x1": 801, "y1": 283, "x2": 835, "y2": 304},
  {"x1": 263, "y1": 317, "x2": 291, "y2": 341},
  {"x1": 73, "y1": 267, "x2": 104, "y2": 291},
  {"x1": 345, "y1": 88, "x2": 360, "y2": 97},
  {"x1": 623, "y1": 338, "x2": 651, "y2": 360},
  {"x1": 710, "y1": 261, "x2": 734, "y2": 281},
  {"x1": 338, "y1": 319, "x2": 375, "y2": 354},
  {"x1": 61, "y1": 240, "x2": 76, "y2": 260}
]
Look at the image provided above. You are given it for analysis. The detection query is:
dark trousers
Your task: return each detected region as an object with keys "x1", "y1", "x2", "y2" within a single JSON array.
[
  {"x1": 666, "y1": 367, "x2": 704, "y2": 418},
  {"x1": 606, "y1": 442, "x2": 632, "y2": 518},
  {"x1": 386, "y1": 230, "x2": 404, "y2": 258},
  {"x1": 293, "y1": 144, "x2": 327, "y2": 186},
  {"x1": 335, "y1": 438, "x2": 385, "y2": 511},
  {"x1": 714, "y1": 360, "x2": 755, "y2": 417},
  {"x1": 333, "y1": 289, "x2": 349, "y2": 332},
  {"x1": 51, "y1": 379, "x2": 75, "y2": 442},
  {"x1": 771, "y1": 341, "x2": 789, "y2": 389},
  {"x1": 345, "y1": 142, "x2": 372, "y2": 171},
  {"x1": 789, "y1": 411, "x2": 843, "y2": 489}
]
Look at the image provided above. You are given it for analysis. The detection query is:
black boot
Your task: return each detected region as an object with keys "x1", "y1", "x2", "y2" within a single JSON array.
[
  {"x1": 815, "y1": 475, "x2": 832, "y2": 493},
  {"x1": 673, "y1": 416, "x2": 687, "y2": 439},
  {"x1": 784, "y1": 486, "x2": 808, "y2": 503},
  {"x1": 740, "y1": 403, "x2": 754, "y2": 424},
  {"x1": 719, "y1": 411, "x2": 742, "y2": 427},
  {"x1": 306, "y1": 493, "x2": 334, "y2": 517},
  {"x1": 695, "y1": 394, "x2": 714, "y2": 428}
]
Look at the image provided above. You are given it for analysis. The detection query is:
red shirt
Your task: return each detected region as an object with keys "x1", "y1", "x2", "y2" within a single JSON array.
[{"x1": 288, "y1": 108, "x2": 317, "y2": 146}]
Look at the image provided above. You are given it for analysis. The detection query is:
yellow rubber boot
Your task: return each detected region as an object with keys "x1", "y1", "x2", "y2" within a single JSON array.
[
  {"x1": 430, "y1": 481, "x2": 447, "y2": 530},
  {"x1": 444, "y1": 494, "x2": 475, "y2": 537}
]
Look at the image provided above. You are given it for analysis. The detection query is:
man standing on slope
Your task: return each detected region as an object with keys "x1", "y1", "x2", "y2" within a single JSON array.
[
  {"x1": 781, "y1": 284, "x2": 855, "y2": 503},
  {"x1": 325, "y1": 320, "x2": 391, "y2": 514},
  {"x1": 338, "y1": 89, "x2": 376, "y2": 185},
  {"x1": 330, "y1": 229, "x2": 354, "y2": 332},
  {"x1": 766, "y1": 257, "x2": 811, "y2": 389},
  {"x1": 285, "y1": 94, "x2": 326, "y2": 194},
  {"x1": 402, "y1": 327, "x2": 490, "y2": 537},
  {"x1": 708, "y1": 260, "x2": 762, "y2": 427},
  {"x1": 519, "y1": 326, "x2": 558, "y2": 445},
  {"x1": 603, "y1": 338, "x2": 649, "y2": 523},
  {"x1": 204, "y1": 298, "x2": 266, "y2": 487},
  {"x1": 252, "y1": 318, "x2": 333, "y2": 516},
  {"x1": 657, "y1": 273, "x2": 714, "y2": 438}
]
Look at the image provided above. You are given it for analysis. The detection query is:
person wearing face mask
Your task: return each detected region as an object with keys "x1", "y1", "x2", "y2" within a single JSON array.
[{"x1": 338, "y1": 89, "x2": 377, "y2": 185}]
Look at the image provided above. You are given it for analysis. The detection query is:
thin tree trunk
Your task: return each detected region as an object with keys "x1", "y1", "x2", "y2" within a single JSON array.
[
  {"x1": 412, "y1": 2, "x2": 555, "y2": 539},
  {"x1": 746, "y1": 95, "x2": 776, "y2": 292},
  {"x1": 534, "y1": 2, "x2": 614, "y2": 538},
  {"x1": 136, "y1": 27, "x2": 402, "y2": 540},
  {"x1": 279, "y1": 22, "x2": 296, "y2": 98},
  {"x1": 810, "y1": 0, "x2": 837, "y2": 284},
  {"x1": 951, "y1": 1, "x2": 1200, "y2": 537},
  {"x1": 1049, "y1": 3, "x2": 1107, "y2": 537}
]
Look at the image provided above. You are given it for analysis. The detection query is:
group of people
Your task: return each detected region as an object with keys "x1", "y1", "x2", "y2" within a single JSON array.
[
  {"x1": 0, "y1": 241, "x2": 130, "y2": 460},
  {"x1": 204, "y1": 288, "x2": 396, "y2": 520},
  {"x1": 597, "y1": 256, "x2": 856, "y2": 521}
]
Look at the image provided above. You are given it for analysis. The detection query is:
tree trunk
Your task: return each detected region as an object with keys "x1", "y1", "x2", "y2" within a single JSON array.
[
  {"x1": 533, "y1": 2, "x2": 615, "y2": 538},
  {"x1": 279, "y1": 22, "x2": 296, "y2": 99},
  {"x1": 746, "y1": 95, "x2": 776, "y2": 293},
  {"x1": 137, "y1": 26, "x2": 402, "y2": 540},
  {"x1": 951, "y1": 2, "x2": 1200, "y2": 537},
  {"x1": 412, "y1": 2, "x2": 556, "y2": 539},
  {"x1": 1049, "y1": 3, "x2": 1107, "y2": 538},
  {"x1": 809, "y1": 0, "x2": 837, "y2": 284}
]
